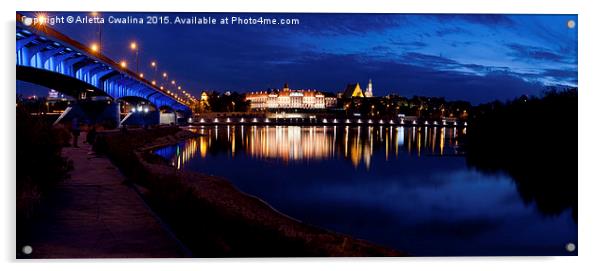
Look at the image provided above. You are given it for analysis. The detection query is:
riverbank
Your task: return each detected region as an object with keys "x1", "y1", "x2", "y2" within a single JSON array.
[
  {"x1": 17, "y1": 132, "x2": 187, "y2": 258},
  {"x1": 95, "y1": 126, "x2": 404, "y2": 257}
]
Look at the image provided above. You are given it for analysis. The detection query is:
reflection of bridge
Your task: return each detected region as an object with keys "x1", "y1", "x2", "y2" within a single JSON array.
[{"x1": 16, "y1": 13, "x2": 191, "y2": 126}]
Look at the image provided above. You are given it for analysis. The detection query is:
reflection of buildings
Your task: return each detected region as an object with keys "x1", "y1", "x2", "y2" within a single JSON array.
[
  {"x1": 163, "y1": 124, "x2": 466, "y2": 171},
  {"x1": 246, "y1": 126, "x2": 334, "y2": 162},
  {"x1": 246, "y1": 83, "x2": 337, "y2": 110}
]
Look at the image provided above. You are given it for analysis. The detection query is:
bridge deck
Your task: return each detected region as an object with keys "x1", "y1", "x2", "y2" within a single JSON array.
[{"x1": 19, "y1": 132, "x2": 187, "y2": 258}]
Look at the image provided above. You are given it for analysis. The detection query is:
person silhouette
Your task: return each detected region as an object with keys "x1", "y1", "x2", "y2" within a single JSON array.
[{"x1": 71, "y1": 118, "x2": 81, "y2": 147}]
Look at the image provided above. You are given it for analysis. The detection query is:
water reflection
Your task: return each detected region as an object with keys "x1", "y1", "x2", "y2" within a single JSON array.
[
  {"x1": 155, "y1": 124, "x2": 576, "y2": 256},
  {"x1": 158, "y1": 125, "x2": 466, "y2": 170}
]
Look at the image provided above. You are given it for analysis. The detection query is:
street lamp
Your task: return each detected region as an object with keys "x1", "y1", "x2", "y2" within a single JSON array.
[
  {"x1": 35, "y1": 14, "x2": 48, "y2": 26},
  {"x1": 151, "y1": 61, "x2": 157, "y2": 80},
  {"x1": 120, "y1": 60, "x2": 127, "y2": 68},
  {"x1": 90, "y1": 43, "x2": 99, "y2": 53},
  {"x1": 130, "y1": 41, "x2": 139, "y2": 73},
  {"x1": 91, "y1": 12, "x2": 102, "y2": 53}
]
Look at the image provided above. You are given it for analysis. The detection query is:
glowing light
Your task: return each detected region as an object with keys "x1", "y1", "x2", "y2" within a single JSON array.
[
  {"x1": 200, "y1": 118, "x2": 205, "y2": 123},
  {"x1": 151, "y1": 61, "x2": 156, "y2": 67},
  {"x1": 151, "y1": 80, "x2": 156, "y2": 85},
  {"x1": 214, "y1": 118, "x2": 219, "y2": 123},
  {"x1": 139, "y1": 73, "x2": 144, "y2": 78},
  {"x1": 90, "y1": 43, "x2": 99, "y2": 52},
  {"x1": 379, "y1": 120, "x2": 384, "y2": 124},
  {"x1": 252, "y1": 118, "x2": 258, "y2": 123},
  {"x1": 120, "y1": 61, "x2": 127, "y2": 68},
  {"x1": 143, "y1": 107, "x2": 149, "y2": 113},
  {"x1": 389, "y1": 120, "x2": 394, "y2": 124},
  {"x1": 130, "y1": 42, "x2": 137, "y2": 50},
  {"x1": 163, "y1": 72, "x2": 167, "y2": 78},
  {"x1": 36, "y1": 14, "x2": 47, "y2": 25},
  {"x1": 226, "y1": 118, "x2": 231, "y2": 123},
  {"x1": 425, "y1": 121, "x2": 429, "y2": 125},
  {"x1": 434, "y1": 121, "x2": 438, "y2": 125},
  {"x1": 240, "y1": 118, "x2": 245, "y2": 123},
  {"x1": 323, "y1": 119, "x2": 328, "y2": 123}
]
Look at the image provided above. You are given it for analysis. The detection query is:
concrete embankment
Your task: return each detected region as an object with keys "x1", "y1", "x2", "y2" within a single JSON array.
[
  {"x1": 18, "y1": 132, "x2": 187, "y2": 258},
  {"x1": 95, "y1": 127, "x2": 405, "y2": 257}
]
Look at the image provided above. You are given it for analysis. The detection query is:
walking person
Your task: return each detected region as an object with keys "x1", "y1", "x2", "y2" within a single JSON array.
[
  {"x1": 71, "y1": 118, "x2": 81, "y2": 148},
  {"x1": 86, "y1": 125, "x2": 97, "y2": 145}
]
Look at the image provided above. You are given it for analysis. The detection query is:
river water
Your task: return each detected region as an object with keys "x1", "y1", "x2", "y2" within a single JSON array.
[{"x1": 154, "y1": 125, "x2": 576, "y2": 256}]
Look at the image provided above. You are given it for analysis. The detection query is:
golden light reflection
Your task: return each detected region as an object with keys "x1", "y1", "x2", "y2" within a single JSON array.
[{"x1": 167, "y1": 125, "x2": 462, "y2": 171}]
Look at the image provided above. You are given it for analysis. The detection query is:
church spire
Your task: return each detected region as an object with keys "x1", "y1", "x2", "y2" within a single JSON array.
[{"x1": 365, "y1": 78, "x2": 373, "y2": 97}]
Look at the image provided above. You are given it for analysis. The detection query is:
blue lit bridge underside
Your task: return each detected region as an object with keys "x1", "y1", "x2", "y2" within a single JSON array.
[{"x1": 16, "y1": 17, "x2": 190, "y2": 113}]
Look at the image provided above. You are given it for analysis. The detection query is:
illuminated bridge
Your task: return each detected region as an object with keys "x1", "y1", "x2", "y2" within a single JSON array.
[{"x1": 16, "y1": 13, "x2": 191, "y2": 125}]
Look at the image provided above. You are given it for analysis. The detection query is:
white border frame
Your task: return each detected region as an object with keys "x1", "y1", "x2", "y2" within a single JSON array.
[{"x1": 3, "y1": 1, "x2": 600, "y2": 271}]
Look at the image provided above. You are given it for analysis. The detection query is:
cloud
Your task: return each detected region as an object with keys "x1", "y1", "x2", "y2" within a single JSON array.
[
  {"x1": 506, "y1": 43, "x2": 567, "y2": 63},
  {"x1": 293, "y1": 14, "x2": 407, "y2": 36},
  {"x1": 435, "y1": 26, "x2": 471, "y2": 37},
  {"x1": 431, "y1": 14, "x2": 515, "y2": 27},
  {"x1": 389, "y1": 40, "x2": 427, "y2": 48},
  {"x1": 541, "y1": 69, "x2": 578, "y2": 85},
  {"x1": 190, "y1": 50, "x2": 545, "y2": 104}
]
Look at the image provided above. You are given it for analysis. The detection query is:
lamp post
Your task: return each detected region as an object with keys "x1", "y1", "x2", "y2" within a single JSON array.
[
  {"x1": 130, "y1": 42, "x2": 139, "y2": 73},
  {"x1": 151, "y1": 61, "x2": 157, "y2": 80},
  {"x1": 162, "y1": 72, "x2": 168, "y2": 86},
  {"x1": 91, "y1": 12, "x2": 102, "y2": 53}
]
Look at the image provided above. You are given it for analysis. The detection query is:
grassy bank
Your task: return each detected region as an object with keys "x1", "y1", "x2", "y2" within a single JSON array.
[
  {"x1": 16, "y1": 106, "x2": 72, "y2": 229},
  {"x1": 94, "y1": 127, "x2": 404, "y2": 257}
]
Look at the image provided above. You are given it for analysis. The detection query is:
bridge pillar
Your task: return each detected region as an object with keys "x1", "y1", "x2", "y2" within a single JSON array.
[{"x1": 160, "y1": 112, "x2": 177, "y2": 125}]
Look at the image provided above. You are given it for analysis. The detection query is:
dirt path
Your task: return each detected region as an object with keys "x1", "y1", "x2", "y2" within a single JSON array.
[{"x1": 20, "y1": 132, "x2": 188, "y2": 258}]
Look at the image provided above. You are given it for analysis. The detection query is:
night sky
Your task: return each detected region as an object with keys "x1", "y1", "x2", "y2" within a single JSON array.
[{"x1": 18, "y1": 12, "x2": 577, "y2": 104}]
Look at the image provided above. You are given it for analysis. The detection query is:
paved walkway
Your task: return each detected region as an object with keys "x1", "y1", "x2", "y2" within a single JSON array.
[{"x1": 22, "y1": 132, "x2": 187, "y2": 258}]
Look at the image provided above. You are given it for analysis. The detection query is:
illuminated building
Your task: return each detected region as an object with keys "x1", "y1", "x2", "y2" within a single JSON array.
[
  {"x1": 342, "y1": 80, "x2": 375, "y2": 98},
  {"x1": 246, "y1": 83, "x2": 337, "y2": 110},
  {"x1": 365, "y1": 79, "x2": 373, "y2": 97},
  {"x1": 342, "y1": 83, "x2": 364, "y2": 98}
]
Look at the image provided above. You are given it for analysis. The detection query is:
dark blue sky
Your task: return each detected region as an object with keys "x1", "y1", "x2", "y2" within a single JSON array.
[{"x1": 19, "y1": 12, "x2": 577, "y2": 104}]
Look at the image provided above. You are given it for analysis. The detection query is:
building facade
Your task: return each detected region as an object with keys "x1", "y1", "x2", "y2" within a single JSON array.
[
  {"x1": 246, "y1": 83, "x2": 337, "y2": 110},
  {"x1": 341, "y1": 80, "x2": 375, "y2": 98}
]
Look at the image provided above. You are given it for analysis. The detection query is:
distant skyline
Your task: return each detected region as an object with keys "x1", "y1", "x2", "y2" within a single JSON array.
[{"x1": 17, "y1": 12, "x2": 577, "y2": 104}]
